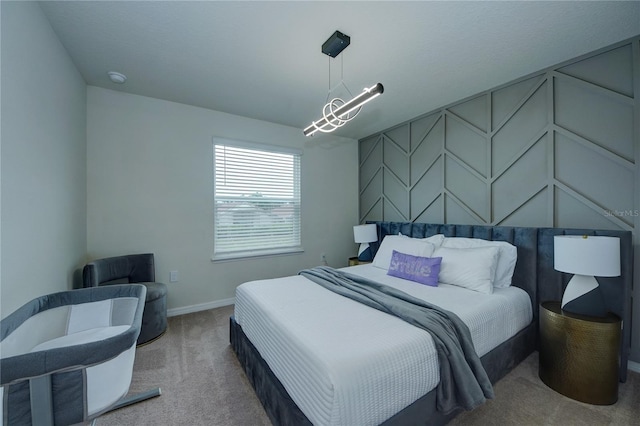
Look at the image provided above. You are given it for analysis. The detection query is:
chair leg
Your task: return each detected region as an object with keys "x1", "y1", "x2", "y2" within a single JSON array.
[{"x1": 107, "y1": 387, "x2": 162, "y2": 412}]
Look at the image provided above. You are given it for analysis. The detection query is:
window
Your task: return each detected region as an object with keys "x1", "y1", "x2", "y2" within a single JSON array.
[{"x1": 213, "y1": 139, "x2": 302, "y2": 260}]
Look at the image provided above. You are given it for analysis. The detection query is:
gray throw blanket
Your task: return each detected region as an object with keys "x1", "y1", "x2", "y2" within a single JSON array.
[{"x1": 298, "y1": 266, "x2": 494, "y2": 415}]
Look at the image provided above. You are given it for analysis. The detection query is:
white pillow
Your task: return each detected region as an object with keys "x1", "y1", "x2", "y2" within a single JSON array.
[
  {"x1": 441, "y1": 237, "x2": 517, "y2": 288},
  {"x1": 372, "y1": 235, "x2": 436, "y2": 270},
  {"x1": 433, "y1": 246, "x2": 500, "y2": 294},
  {"x1": 422, "y1": 234, "x2": 445, "y2": 247},
  {"x1": 399, "y1": 232, "x2": 445, "y2": 247}
]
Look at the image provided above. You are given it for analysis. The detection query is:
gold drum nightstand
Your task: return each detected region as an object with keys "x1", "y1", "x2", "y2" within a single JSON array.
[
  {"x1": 348, "y1": 257, "x2": 371, "y2": 266},
  {"x1": 538, "y1": 301, "x2": 621, "y2": 405}
]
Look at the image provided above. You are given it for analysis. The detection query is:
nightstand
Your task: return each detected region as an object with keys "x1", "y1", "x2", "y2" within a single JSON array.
[
  {"x1": 538, "y1": 301, "x2": 621, "y2": 405},
  {"x1": 348, "y1": 257, "x2": 371, "y2": 266}
]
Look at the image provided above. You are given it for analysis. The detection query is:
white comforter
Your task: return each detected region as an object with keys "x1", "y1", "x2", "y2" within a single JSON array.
[{"x1": 234, "y1": 264, "x2": 532, "y2": 426}]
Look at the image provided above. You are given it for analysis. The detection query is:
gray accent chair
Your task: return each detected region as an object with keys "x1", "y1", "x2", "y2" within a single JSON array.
[
  {"x1": 83, "y1": 253, "x2": 168, "y2": 345},
  {"x1": 0, "y1": 285, "x2": 160, "y2": 425}
]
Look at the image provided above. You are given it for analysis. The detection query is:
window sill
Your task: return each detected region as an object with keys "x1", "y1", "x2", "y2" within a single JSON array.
[{"x1": 211, "y1": 247, "x2": 304, "y2": 262}]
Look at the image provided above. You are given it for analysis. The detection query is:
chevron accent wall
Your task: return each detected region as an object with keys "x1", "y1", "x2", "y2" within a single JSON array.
[
  {"x1": 360, "y1": 39, "x2": 637, "y2": 231},
  {"x1": 359, "y1": 37, "x2": 640, "y2": 360}
]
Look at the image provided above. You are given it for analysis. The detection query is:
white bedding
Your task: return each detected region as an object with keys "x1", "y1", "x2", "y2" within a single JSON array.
[{"x1": 234, "y1": 264, "x2": 532, "y2": 426}]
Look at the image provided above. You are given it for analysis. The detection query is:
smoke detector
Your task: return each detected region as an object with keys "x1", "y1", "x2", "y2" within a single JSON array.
[{"x1": 107, "y1": 71, "x2": 127, "y2": 84}]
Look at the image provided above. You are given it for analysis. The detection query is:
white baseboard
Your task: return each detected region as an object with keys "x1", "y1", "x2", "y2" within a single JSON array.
[
  {"x1": 167, "y1": 297, "x2": 235, "y2": 317},
  {"x1": 628, "y1": 360, "x2": 640, "y2": 374}
]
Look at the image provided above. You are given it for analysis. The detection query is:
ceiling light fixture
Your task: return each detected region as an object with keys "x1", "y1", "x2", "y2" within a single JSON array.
[
  {"x1": 107, "y1": 71, "x2": 127, "y2": 84},
  {"x1": 303, "y1": 31, "x2": 384, "y2": 137}
]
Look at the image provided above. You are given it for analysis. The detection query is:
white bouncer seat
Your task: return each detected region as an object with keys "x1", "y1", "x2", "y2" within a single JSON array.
[{"x1": 0, "y1": 284, "x2": 158, "y2": 425}]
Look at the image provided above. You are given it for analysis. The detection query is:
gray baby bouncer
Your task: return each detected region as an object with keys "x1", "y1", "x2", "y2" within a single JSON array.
[{"x1": 0, "y1": 284, "x2": 160, "y2": 425}]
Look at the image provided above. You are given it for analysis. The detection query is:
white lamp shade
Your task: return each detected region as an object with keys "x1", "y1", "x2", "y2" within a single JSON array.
[
  {"x1": 554, "y1": 235, "x2": 620, "y2": 277},
  {"x1": 353, "y1": 224, "x2": 377, "y2": 243}
]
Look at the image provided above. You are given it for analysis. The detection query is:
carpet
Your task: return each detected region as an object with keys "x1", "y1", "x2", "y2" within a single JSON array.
[{"x1": 99, "y1": 305, "x2": 640, "y2": 425}]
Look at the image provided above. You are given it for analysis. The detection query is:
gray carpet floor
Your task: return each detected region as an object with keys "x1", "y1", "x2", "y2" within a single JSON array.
[{"x1": 100, "y1": 305, "x2": 640, "y2": 425}]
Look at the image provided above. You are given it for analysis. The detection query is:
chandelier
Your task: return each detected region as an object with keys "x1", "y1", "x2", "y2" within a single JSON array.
[{"x1": 303, "y1": 31, "x2": 384, "y2": 137}]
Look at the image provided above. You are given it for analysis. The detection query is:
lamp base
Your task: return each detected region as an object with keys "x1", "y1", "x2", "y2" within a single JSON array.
[
  {"x1": 358, "y1": 243, "x2": 373, "y2": 262},
  {"x1": 561, "y1": 275, "x2": 608, "y2": 317}
]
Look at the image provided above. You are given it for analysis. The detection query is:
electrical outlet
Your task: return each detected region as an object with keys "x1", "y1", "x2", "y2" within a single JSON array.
[
  {"x1": 170, "y1": 270, "x2": 179, "y2": 282},
  {"x1": 321, "y1": 253, "x2": 328, "y2": 266}
]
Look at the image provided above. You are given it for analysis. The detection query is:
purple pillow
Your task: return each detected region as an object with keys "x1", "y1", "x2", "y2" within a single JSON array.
[{"x1": 387, "y1": 250, "x2": 442, "y2": 286}]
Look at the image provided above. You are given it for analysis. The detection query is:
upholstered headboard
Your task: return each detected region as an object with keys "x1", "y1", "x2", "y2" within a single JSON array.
[{"x1": 367, "y1": 221, "x2": 633, "y2": 381}]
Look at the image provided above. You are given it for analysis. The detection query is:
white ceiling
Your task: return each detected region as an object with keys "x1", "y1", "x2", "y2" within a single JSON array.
[{"x1": 39, "y1": 1, "x2": 640, "y2": 140}]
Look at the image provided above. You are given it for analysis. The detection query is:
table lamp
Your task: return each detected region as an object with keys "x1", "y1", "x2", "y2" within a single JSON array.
[
  {"x1": 553, "y1": 235, "x2": 620, "y2": 317},
  {"x1": 353, "y1": 224, "x2": 378, "y2": 262}
]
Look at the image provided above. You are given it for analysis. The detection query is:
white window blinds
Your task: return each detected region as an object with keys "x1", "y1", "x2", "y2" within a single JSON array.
[{"x1": 213, "y1": 141, "x2": 302, "y2": 260}]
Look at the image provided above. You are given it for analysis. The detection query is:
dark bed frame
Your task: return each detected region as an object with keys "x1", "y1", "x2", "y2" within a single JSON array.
[{"x1": 230, "y1": 222, "x2": 633, "y2": 425}]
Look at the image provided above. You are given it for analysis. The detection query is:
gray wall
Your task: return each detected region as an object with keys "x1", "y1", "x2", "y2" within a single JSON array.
[
  {"x1": 359, "y1": 37, "x2": 640, "y2": 362},
  {"x1": 0, "y1": 0, "x2": 359, "y2": 320},
  {"x1": 1, "y1": 2, "x2": 87, "y2": 317},
  {"x1": 87, "y1": 87, "x2": 359, "y2": 314}
]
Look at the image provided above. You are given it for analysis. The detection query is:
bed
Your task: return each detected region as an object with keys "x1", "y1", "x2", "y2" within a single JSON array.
[{"x1": 230, "y1": 222, "x2": 633, "y2": 425}]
